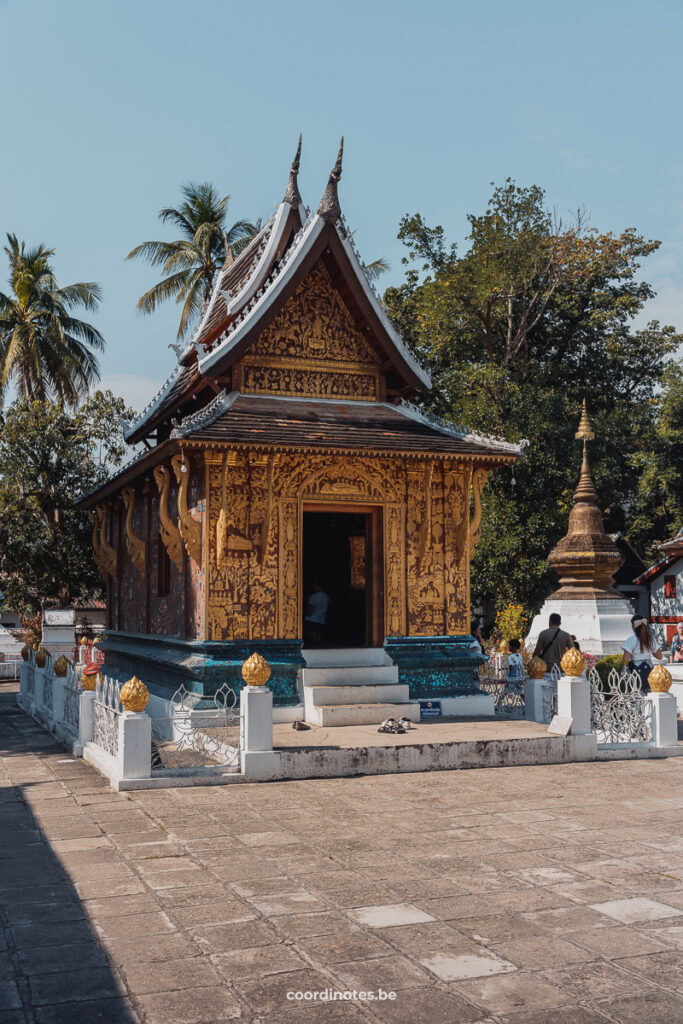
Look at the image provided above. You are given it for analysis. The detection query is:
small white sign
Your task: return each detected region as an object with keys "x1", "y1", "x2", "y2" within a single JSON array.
[
  {"x1": 44, "y1": 609, "x2": 75, "y2": 625},
  {"x1": 548, "y1": 715, "x2": 573, "y2": 736}
]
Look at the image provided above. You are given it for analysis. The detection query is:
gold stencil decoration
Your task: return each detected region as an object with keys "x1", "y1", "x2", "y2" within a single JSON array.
[
  {"x1": 349, "y1": 534, "x2": 366, "y2": 589},
  {"x1": 153, "y1": 464, "x2": 183, "y2": 572},
  {"x1": 648, "y1": 664, "x2": 672, "y2": 692},
  {"x1": 241, "y1": 652, "x2": 271, "y2": 686},
  {"x1": 242, "y1": 262, "x2": 382, "y2": 401},
  {"x1": 121, "y1": 487, "x2": 146, "y2": 576},
  {"x1": 120, "y1": 676, "x2": 150, "y2": 712},
  {"x1": 560, "y1": 647, "x2": 586, "y2": 677},
  {"x1": 171, "y1": 453, "x2": 202, "y2": 565}
]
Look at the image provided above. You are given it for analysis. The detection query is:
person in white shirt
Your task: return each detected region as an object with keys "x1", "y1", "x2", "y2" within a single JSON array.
[
  {"x1": 622, "y1": 615, "x2": 663, "y2": 692},
  {"x1": 470, "y1": 621, "x2": 485, "y2": 656},
  {"x1": 304, "y1": 581, "x2": 329, "y2": 647}
]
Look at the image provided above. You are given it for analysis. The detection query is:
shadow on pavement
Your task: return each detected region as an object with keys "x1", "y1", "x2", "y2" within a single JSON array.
[{"x1": 0, "y1": 688, "x2": 139, "y2": 1024}]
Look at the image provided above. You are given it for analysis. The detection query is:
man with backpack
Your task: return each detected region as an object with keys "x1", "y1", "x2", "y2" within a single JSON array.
[{"x1": 533, "y1": 613, "x2": 573, "y2": 671}]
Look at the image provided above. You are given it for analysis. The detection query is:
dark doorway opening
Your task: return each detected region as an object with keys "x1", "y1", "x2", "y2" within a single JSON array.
[{"x1": 303, "y1": 509, "x2": 380, "y2": 648}]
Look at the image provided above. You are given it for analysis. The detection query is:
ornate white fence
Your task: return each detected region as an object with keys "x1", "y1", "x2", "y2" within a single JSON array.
[
  {"x1": 93, "y1": 676, "x2": 122, "y2": 757},
  {"x1": 589, "y1": 666, "x2": 653, "y2": 744},
  {"x1": 150, "y1": 683, "x2": 240, "y2": 772},
  {"x1": 480, "y1": 658, "x2": 526, "y2": 717},
  {"x1": 63, "y1": 664, "x2": 81, "y2": 739}
]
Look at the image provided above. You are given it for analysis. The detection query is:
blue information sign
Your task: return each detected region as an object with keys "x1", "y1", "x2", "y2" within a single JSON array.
[{"x1": 419, "y1": 699, "x2": 442, "y2": 718}]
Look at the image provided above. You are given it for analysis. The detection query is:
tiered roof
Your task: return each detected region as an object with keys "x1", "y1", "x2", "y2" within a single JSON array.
[{"x1": 86, "y1": 138, "x2": 522, "y2": 505}]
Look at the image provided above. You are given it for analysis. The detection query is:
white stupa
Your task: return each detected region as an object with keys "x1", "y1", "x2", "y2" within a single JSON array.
[{"x1": 527, "y1": 401, "x2": 634, "y2": 657}]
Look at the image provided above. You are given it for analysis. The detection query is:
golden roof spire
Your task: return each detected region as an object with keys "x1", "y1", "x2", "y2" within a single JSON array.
[
  {"x1": 283, "y1": 134, "x2": 303, "y2": 206},
  {"x1": 317, "y1": 137, "x2": 344, "y2": 223},
  {"x1": 575, "y1": 398, "x2": 595, "y2": 442}
]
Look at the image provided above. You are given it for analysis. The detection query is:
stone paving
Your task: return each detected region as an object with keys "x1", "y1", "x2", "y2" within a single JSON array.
[{"x1": 1, "y1": 685, "x2": 683, "y2": 1024}]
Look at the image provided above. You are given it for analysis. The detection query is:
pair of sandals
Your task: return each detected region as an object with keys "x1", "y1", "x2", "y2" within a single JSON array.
[{"x1": 378, "y1": 717, "x2": 412, "y2": 734}]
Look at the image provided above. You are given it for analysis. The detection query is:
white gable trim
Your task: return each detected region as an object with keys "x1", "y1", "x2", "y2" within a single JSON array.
[
  {"x1": 198, "y1": 216, "x2": 325, "y2": 376},
  {"x1": 226, "y1": 202, "x2": 293, "y2": 315}
]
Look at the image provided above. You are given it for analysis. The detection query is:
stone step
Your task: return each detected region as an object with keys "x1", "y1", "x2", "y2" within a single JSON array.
[
  {"x1": 305, "y1": 683, "x2": 410, "y2": 707},
  {"x1": 302, "y1": 664, "x2": 399, "y2": 686},
  {"x1": 302, "y1": 648, "x2": 392, "y2": 668},
  {"x1": 308, "y1": 701, "x2": 421, "y2": 727}
]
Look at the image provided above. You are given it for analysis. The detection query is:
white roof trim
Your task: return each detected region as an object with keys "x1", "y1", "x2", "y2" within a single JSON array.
[
  {"x1": 227, "y1": 202, "x2": 292, "y2": 315},
  {"x1": 337, "y1": 229, "x2": 431, "y2": 389},
  {"x1": 171, "y1": 390, "x2": 240, "y2": 438},
  {"x1": 198, "y1": 216, "x2": 325, "y2": 376},
  {"x1": 123, "y1": 362, "x2": 184, "y2": 441},
  {"x1": 396, "y1": 401, "x2": 522, "y2": 454}
]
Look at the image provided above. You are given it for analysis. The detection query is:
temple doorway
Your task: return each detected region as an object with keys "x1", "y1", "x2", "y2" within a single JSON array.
[{"x1": 302, "y1": 505, "x2": 383, "y2": 648}]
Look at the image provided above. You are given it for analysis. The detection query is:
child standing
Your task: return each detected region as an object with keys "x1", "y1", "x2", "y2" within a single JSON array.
[{"x1": 506, "y1": 639, "x2": 525, "y2": 686}]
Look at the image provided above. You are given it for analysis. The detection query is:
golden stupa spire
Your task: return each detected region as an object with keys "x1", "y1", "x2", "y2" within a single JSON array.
[{"x1": 546, "y1": 399, "x2": 622, "y2": 598}]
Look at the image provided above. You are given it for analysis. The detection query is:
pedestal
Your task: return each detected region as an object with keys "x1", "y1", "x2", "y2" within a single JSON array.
[
  {"x1": 528, "y1": 597, "x2": 635, "y2": 657},
  {"x1": 649, "y1": 692, "x2": 678, "y2": 748},
  {"x1": 118, "y1": 712, "x2": 152, "y2": 780},
  {"x1": 557, "y1": 674, "x2": 592, "y2": 735}
]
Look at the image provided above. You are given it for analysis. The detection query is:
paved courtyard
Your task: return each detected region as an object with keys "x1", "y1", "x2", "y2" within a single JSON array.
[{"x1": 1, "y1": 686, "x2": 683, "y2": 1024}]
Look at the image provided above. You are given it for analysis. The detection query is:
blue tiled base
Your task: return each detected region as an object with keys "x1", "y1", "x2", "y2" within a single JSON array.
[
  {"x1": 99, "y1": 632, "x2": 303, "y2": 706},
  {"x1": 384, "y1": 635, "x2": 486, "y2": 699}
]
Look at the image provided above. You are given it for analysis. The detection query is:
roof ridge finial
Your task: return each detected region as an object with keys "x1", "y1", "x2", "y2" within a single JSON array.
[
  {"x1": 283, "y1": 134, "x2": 303, "y2": 206},
  {"x1": 317, "y1": 136, "x2": 344, "y2": 223}
]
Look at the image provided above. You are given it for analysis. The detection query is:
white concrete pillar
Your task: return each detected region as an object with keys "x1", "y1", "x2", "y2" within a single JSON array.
[
  {"x1": 241, "y1": 686, "x2": 273, "y2": 752},
  {"x1": 649, "y1": 692, "x2": 678, "y2": 748},
  {"x1": 240, "y1": 686, "x2": 280, "y2": 780},
  {"x1": 557, "y1": 674, "x2": 592, "y2": 735},
  {"x1": 525, "y1": 678, "x2": 551, "y2": 723},
  {"x1": 117, "y1": 712, "x2": 152, "y2": 780},
  {"x1": 18, "y1": 663, "x2": 28, "y2": 707},
  {"x1": 79, "y1": 690, "x2": 96, "y2": 745}
]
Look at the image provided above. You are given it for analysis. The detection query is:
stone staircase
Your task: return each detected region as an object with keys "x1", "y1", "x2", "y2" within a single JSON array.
[{"x1": 302, "y1": 648, "x2": 420, "y2": 727}]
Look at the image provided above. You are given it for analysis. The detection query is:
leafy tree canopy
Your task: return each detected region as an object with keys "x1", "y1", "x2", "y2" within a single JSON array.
[
  {"x1": 0, "y1": 391, "x2": 135, "y2": 616},
  {"x1": 384, "y1": 180, "x2": 682, "y2": 613}
]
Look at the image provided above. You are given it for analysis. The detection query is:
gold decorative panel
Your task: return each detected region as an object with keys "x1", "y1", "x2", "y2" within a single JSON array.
[
  {"x1": 241, "y1": 261, "x2": 382, "y2": 401},
  {"x1": 201, "y1": 448, "x2": 473, "y2": 643}
]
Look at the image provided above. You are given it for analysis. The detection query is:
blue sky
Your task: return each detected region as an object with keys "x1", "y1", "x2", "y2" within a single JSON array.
[{"x1": 2, "y1": 0, "x2": 682, "y2": 412}]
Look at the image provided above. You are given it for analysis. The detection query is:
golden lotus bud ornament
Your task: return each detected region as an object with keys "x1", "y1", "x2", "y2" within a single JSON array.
[
  {"x1": 648, "y1": 664, "x2": 672, "y2": 693},
  {"x1": 120, "y1": 676, "x2": 150, "y2": 712},
  {"x1": 54, "y1": 655, "x2": 69, "y2": 677},
  {"x1": 81, "y1": 661, "x2": 100, "y2": 691},
  {"x1": 35, "y1": 647, "x2": 48, "y2": 668},
  {"x1": 241, "y1": 652, "x2": 271, "y2": 687},
  {"x1": 527, "y1": 656, "x2": 547, "y2": 679},
  {"x1": 560, "y1": 647, "x2": 586, "y2": 678},
  {"x1": 21, "y1": 645, "x2": 30, "y2": 661}
]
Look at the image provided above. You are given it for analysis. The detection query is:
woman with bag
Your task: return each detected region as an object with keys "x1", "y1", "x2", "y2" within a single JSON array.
[{"x1": 621, "y1": 616, "x2": 663, "y2": 692}]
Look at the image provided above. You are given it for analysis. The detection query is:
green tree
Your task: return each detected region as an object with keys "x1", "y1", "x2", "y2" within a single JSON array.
[
  {"x1": 384, "y1": 181, "x2": 682, "y2": 614},
  {"x1": 0, "y1": 391, "x2": 135, "y2": 616},
  {"x1": 127, "y1": 182, "x2": 257, "y2": 340},
  {"x1": 628, "y1": 361, "x2": 683, "y2": 559},
  {"x1": 0, "y1": 234, "x2": 104, "y2": 407}
]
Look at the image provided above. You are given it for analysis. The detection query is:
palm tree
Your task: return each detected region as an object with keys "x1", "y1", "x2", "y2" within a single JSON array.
[
  {"x1": 0, "y1": 235, "x2": 104, "y2": 408},
  {"x1": 364, "y1": 257, "x2": 391, "y2": 282},
  {"x1": 127, "y1": 182, "x2": 257, "y2": 340}
]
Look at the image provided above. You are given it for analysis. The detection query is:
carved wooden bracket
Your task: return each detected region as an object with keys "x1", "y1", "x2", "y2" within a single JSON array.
[
  {"x1": 88, "y1": 510, "x2": 106, "y2": 578},
  {"x1": 121, "y1": 487, "x2": 146, "y2": 577},
  {"x1": 171, "y1": 453, "x2": 202, "y2": 566},
  {"x1": 153, "y1": 464, "x2": 183, "y2": 572},
  {"x1": 95, "y1": 503, "x2": 117, "y2": 578},
  {"x1": 469, "y1": 468, "x2": 489, "y2": 555}
]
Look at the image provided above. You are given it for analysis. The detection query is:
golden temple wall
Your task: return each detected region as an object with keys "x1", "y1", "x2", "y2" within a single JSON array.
[{"x1": 202, "y1": 449, "x2": 473, "y2": 643}]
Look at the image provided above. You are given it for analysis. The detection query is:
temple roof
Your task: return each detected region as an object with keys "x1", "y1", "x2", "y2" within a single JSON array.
[
  {"x1": 172, "y1": 392, "x2": 521, "y2": 460},
  {"x1": 125, "y1": 140, "x2": 431, "y2": 444}
]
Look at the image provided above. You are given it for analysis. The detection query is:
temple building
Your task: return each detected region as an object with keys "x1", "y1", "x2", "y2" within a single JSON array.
[
  {"x1": 82, "y1": 139, "x2": 520, "y2": 722},
  {"x1": 528, "y1": 401, "x2": 635, "y2": 656}
]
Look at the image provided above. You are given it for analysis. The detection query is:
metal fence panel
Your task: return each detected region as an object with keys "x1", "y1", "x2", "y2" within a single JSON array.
[{"x1": 150, "y1": 683, "x2": 240, "y2": 772}]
